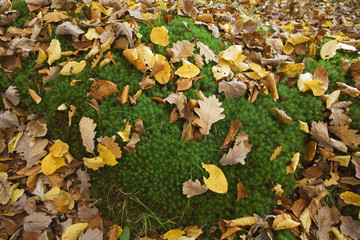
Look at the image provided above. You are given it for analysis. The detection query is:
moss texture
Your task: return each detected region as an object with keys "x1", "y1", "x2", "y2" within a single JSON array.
[{"x1": 2, "y1": 3, "x2": 359, "y2": 237}]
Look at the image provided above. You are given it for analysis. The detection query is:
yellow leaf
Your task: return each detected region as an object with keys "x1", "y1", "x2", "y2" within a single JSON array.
[
  {"x1": 218, "y1": 45, "x2": 242, "y2": 63},
  {"x1": 117, "y1": 123, "x2": 131, "y2": 142},
  {"x1": 329, "y1": 155, "x2": 351, "y2": 167},
  {"x1": 137, "y1": 44, "x2": 154, "y2": 69},
  {"x1": 101, "y1": 37, "x2": 113, "y2": 52},
  {"x1": 150, "y1": 26, "x2": 169, "y2": 46},
  {"x1": 62, "y1": 223, "x2": 88, "y2": 240},
  {"x1": 8, "y1": 131, "x2": 23, "y2": 154},
  {"x1": 100, "y1": 58, "x2": 111, "y2": 68},
  {"x1": 286, "y1": 152, "x2": 300, "y2": 174},
  {"x1": 340, "y1": 191, "x2": 360, "y2": 207},
  {"x1": 47, "y1": 39, "x2": 61, "y2": 65},
  {"x1": 225, "y1": 216, "x2": 259, "y2": 227},
  {"x1": 85, "y1": 28, "x2": 99, "y2": 40},
  {"x1": 37, "y1": 48, "x2": 47, "y2": 65},
  {"x1": 322, "y1": 20, "x2": 334, "y2": 28},
  {"x1": 287, "y1": 33, "x2": 310, "y2": 45},
  {"x1": 270, "y1": 146, "x2": 283, "y2": 161},
  {"x1": 297, "y1": 73, "x2": 312, "y2": 92},
  {"x1": 83, "y1": 156, "x2": 105, "y2": 170},
  {"x1": 153, "y1": 54, "x2": 171, "y2": 84},
  {"x1": 272, "y1": 213, "x2": 300, "y2": 230},
  {"x1": 202, "y1": 163, "x2": 228, "y2": 194},
  {"x1": 321, "y1": 40, "x2": 338, "y2": 60},
  {"x1": 108, "y1": 225, "x2": 123, "y2": 239},
  {"x1": 331, "y1": 227, "x2": 348, "y2": 240},
  {"x1": 326, "y1": 90, "x2": 341, "y2": 109},
  {"x1": 50, "y1": 140, "x2": 69, "y2": 158},
  {"x1": 90, "y1": 2, "x2": 108, "y2": 15},
  {"x1": 308, "y1": 42, "x2": 316, "y2": 57},
  {"x1": 163, "y1": 229, "x2": 185, "y2": 239},
  {"x1": 304, "y1": 79, "x2": 326, "y2": 96},
  {"x1": 283, "y1": 42, "x2": 294, "y2": 55},
  {"x1": 28, "y1": 88, "x2": 42, "y2": 104},
  {"x1": 212, "y1": 60, "x2": 232, "y2": 81},
  {"x1": 183, "y1": 226, "x2": 203, "y2": 239},
  {"x1": 10, "y1": 187, "x2": 24, "y2": 204},
  {"x1": 41, "y1": 154, "x2": 66, "y2": 175},
  {"x1": 298, "y1": 120, "x2": 309, "y2": 133},
  {"x1": 98, "y1": 144, "x2": 118, "y2": 166},
  {"x1": 60, "y1": 60, "x2": 86, "y2": 76},
  {"x1": 60, "y1": 190, "x2": 75, "y2": 210},
  {"x1": 42, "y1": 187, "x2": 61, "y2": 201},
  {"x1": 299, "y1": 207, "x2": 311, "y2": 233},
  {"x1": 175, "y1": 59, "x2": 200, "y2": 78},
  {"x1": 248, "y1": 62, "x2": 268, "y2": 78},
  {"x1": 70, "y1": 80, "x2": 82, "y2": 86},
  {"x1": 280, "y1": 63, "x2": 305, "y2": 78}
]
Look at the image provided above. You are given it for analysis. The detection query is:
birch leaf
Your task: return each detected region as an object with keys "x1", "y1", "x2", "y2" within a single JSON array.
[
  {"x1": 60, "y1": 60, "x2": 86, "y2": 76},
  {"x1": 62, "y1": 223, "x2": 88, "y2": 240},
  {"x1": 97, "y1": 143, "x2": 118, "y2": 166},
  {"x1": 340, "y1": 191, "x2": 360, "y2": 207},
  {"x1": 272, "y1": 212, "x2": 300, "y2": 230},
  {"x1": 196, "y1": 41, "x2": 217, "y2": 64},
  {"x1": 170, "y1": 40, "x2": 195, "y2": 63},
  {"x1": 175, "y1": 59, "x2": 200, "y2": 79},
  {"x1": 47, "y1": 39, "x2": 61, "y2": 65},
  {"x1": 150, "y1": 26, "x2": 169, "y2": 46},
  {"x1": 220, "y1": 131, "x2": 252, "y2": 166},
  {"x1": 182, "y1": 179, "x2": 208, "y2": 198},
  {"x1": 79, "y1": 116, "x2": 97, "y2": 153},
  {"x1": 321, "y1": 40, "x2": 337, "y2": 60},
  {"x1": 286, "y1": 152, "x2": 300, "y2": 174},
  {"x1": 202, "y1": 163, "x2": 228, "y2": 194},
  {"x1": 194, "y1": 95, "x2": 225, "y2": 135}
]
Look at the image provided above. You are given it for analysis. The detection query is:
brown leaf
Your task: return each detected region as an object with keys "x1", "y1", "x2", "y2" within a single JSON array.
[
  {"x1": 124, "y1": 133, "x2": 140, "y2": 153},
  {"x1": 45, "y1": 173, "x2": 64, "y2": 188},
  {"x1": 113, "y1": 22, "x2": 134, "y2": 48},
  {"x1": 53, "y1": 194, "x2": 69, "y2": 214},
  {"x1": 314, "y1": 205, "x2": 338, "y2": 240},
  {"x1": 196, "y1": 41, "x2": 217, "y2": 64},
  {"x1": 26, "y1": 120, "x2": 47, "y2": 137},
  {"x1": 79, "y1": 116, "x2": 97, "y2": 153},
  {"x1": 181, "y1": 0, "x2": 198, "y2": 18},
  {"x1": 176, "y1": 78, "x2": 193, "y2": 91},
  {"x1": 303, "y1": 167, "x2": 323, "y2": 178},
  {"x1": 24, "y1": 196, "x2": 38, "y2": 214},
  {"x1": 218, "y1": 79, "x2": 247, "y2": 99},
  {"x1": 336, "y1": 82, "x2": 360, "y2": 97},
  {"x1": 352, "y1": 157, "x2": 360, "y2": 179},
  {"x1": 55, "y1": 22, "x2": 84, "y2": 37},
  {"x1": 313, "y1": 66, "x2": 329, "y2": 93},
  {"x1": 102, "y1": 136, "x2": 122, "y2": 158},
  {"x1": 2, "y1": 86, "x2": 19, "y2": 106},
  {"x1": 305, "y1": 140, "x2": 317, "y2": 162},
  {"x1": 87, "y1": 215, "x2": 103, "y2": 231},
  {"x1": 291, "y1": 199, "x2": 307, "y2": 218},
  {"x1": 328, "y1": 125, "x2": 360, "y2": 149},
  {"x1": 118, "y1": 84, "x2": 129, "y2": 106},
  {"x1": 169, "y1": 40, "x2": 195, "y2": 63},
  {"x1": 28, "y1": 88, "x2": 41, "y2": 104},
  {"x1": 0, "y1": 110, "x2": 19, "y2": 129},
  {"x1": 0, "y1": 173, "x2": 11, "y2": 204},
  {"x1": 43, "y1": 11, "x2": 69, "y2": 23},
  {"x1": 221, "y1": 120, "x2": 242, "y2": 149},
  {"x1": 310, "y1": 121, "x2": 347, "y2": 153},
  {"x1": 76, "y1": 168, "x2": 91, "y2": 195},
  {"x1": 23, "y1": 212, "x2": 52, "y2": 233},
  {"x1": 220, "y1": 131, "x2": 252, "y2": 166},
  {"x1": 16, "y1": 135, "x2": 48, "y2": 168},
  {"x1": 150, "y1": 60, "x2": 165, "y2": 77},
  {"x1": 139, "y1": 75, "x2": 155, "y2": 90},
  {"x1": 265, "y1": 73, "x2": 279, "y2": 101},
  {"x1": 329, "y1": 101, "x2": 352, "y2": 126},
  {"x1": 340, "y1": 216, "x2": 360, "y2": 239},
  {"x1": 79, "y1": 228, "x2": 103, "y2": 240},
  {"x1": 90, "y1": 80, "x2": 118, "y2": 101},
  {"x1": 78, "y1": 207, "x2": 99, "y2": 222},
  {"x1": 236, "y1": 180, "x2": 247, "y2": 201},
  {"x1": 0, "y1": 10, "x2": 19, "y2": 26},
  {"x1": 194, "y1": 53, "x2": 203, "y2": 69},
  {"x1": 181, "y1": 121, "x2": 193, "y2": 143},
  {"x1": 272, "y1": 107, "x2": 293, "y2": 124},
  {"x1": 182, "y1": 179, "x2": 208, "y2": 198}
]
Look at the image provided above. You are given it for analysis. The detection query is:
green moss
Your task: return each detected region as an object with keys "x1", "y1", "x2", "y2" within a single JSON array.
[{"x1": 11, "y1": 0, "x2": 31, "y2": 28}]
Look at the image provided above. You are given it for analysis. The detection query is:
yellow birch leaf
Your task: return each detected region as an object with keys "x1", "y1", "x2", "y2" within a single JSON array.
[
  {"x1": 101, "y1": 37, "x2": 113, "y2": 52},
  {"x1": 298, "y1": 120, "x2": 309, "y2": 133},
  {"x1": 202, "y1": 163, "x2": 228, "y2": 194},
  {"x1": 8, "y1": 131, "x2": 23, "y2": 154},
  {"x1": 83, "y1": 156, "x2": 105, "y2": 170},
  {"x1": 340, "y1": 191, "x2": 360, "y2": 207},
  {"x1": 218, "y1": 45, "x2": 242, "y2": 62},
  {"x1": 286, "y1": 152, "x2": 300, "y2": 174},
  {"x1": 299, "y1": 207, "x2": 311, "y2": 233},
  {"x1": 272, "y1": 212, "x2": 300, "y2": 230},
  {"x1": 326, "y1": 90, "x2": 341, "y2": 109},
  {"x1": 41, "y1": 154, "x2": 66, "y2": 175},
  {"x1": 175, "y1": 59, "x2": 200, "y2": 78},
  {"x1": 163, "y1": 229, "x2": 185, "y2": 239},
  {"x1": 42, "y1": 187, "x2": 61, "y2": 201},
  {"x1": 308, "y1": 42, "x2": 316, "y2": 57},
  {"x1": 117, "y1": 123, "x2": 131, "y2": 142},
  {"x1": 37, "y1": 48, "x2": 47, "y2": 65},
  {"x1": 212, "y1": 61, "x2": 232, "y2": 80},
  {"x1": 108, "y1": 225, "x2": 123, "y2": 239},
  {"x1": 50, "y1": 140, "x2": 69, "y2": 158},
  {"x1": 62, "y1": 223, "x2": 88, "y2": 240},
  {"x1": 322, "y1": 21, "x2": 334, "y2": 28},
  {"x1": 10, "y1": 187, "x2": 24, "y2": 204},
  {"x1": 100, "y1": 58, "x2": 111, "y2": 68},
  {"x1": 248, "y1": 62, "x2": 268, "y2": 78},
  {"x1": 329, "y1": 155, "x2": 351, "y2": 167},
  {"x1": 321, "y1": 40, "x2": 337, "y2": 60},
  {"x1": 225, "y1": 216, "x2": 258, "y2": 227},
  {"x1": 287, "y1": 33, "x2": 310, "y2": 45},
  {"x1": 270, "y1": 146, "x2": 283, "y2": 161},
  {"x1": 70, "y1": 80, "x2": 82, "y2": 86},
  {"x1": 244, "y1": 71, "x2": 261, "y2": 80},
  {"x1": 91, "y1": 2, "x2": 108, "y2": 14},
  {"x1": 60, "y1": 190, "x2": 74, "y2": 210},
  {"x1": 98, "y1": 144, "x2": 118, "y2": 166},
  {"x1": 153, "y1": 55, "x2": 171, "y2": 84},
  {"x1": 85, "y1": 28, "x2": 99, "y2": 40},
  {"x1": 150, "y1": 26, "x2": 169, "y2": 46},
  {"x1": 47, "y1": 39, "x2": 61, "y2": 65},
  {"x1": 283, "y1": 42, "x2": 294, "y2": 55},
  {"x1": 60, "y1": 60, "x2": 86, "y2": 76},
  {"x1": 280, "y1": 63, "x2": 305, "y2": 78},
  {"x1": 304, "y1": 79, "x2": 326, "y2": 96}
]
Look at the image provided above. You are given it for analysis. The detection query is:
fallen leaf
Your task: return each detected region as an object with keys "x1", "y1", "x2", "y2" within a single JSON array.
[
  {"x1": 182, "y1": 179, "x2": 208, "y2": 198},
  {"x1": 336, "y1": 82, "x2": 360, "y2": 97},
  {"x1": 117, "y1": 123, "x2": 131, "y2": 142},
  {"x1": 270, "y1": 146, "x2": 283, "y2": 161},
  {"x1": 153, "y1": 55, "x2": 171, "y2": 84},
  {"x1": 220, "y1": 131, "x2": 252, "y2": 166},
  {"x1": 62, "y1": 223, "x2": 88, "y2": 240},
  {"x1": 106, "y1": 225, "x2": 122, "y2": 240},
  {"x1": 328, "y1": 125, "x2": 360, "y2": 149},
  {"x1": 28, "y1": 88, "x2": 41, "y2": 104},
  {"x1": 0, "y1": 172, "x2": 10, "y2": 204},
  {"x1": 150, "y1": 26, "x2": 169, "y2": 46},
  {"x1": 79, "y1": 116, "x2": 97, "y2": 153},
  {"x1": 102, "y1": 136, "x2": 122, "y2": 158},
  {"x1": 220, "y1": 120, "x2": 242, "y2": 149},
  {"x1": 47, "y1": 39, "x2": 61, "y2": 65},
  {"x1": 202, "y1": 163, "x2": 228, "y2": 194},
  {"x1": 299, "y1": 207, "x2": 311, "y2": 233},
  {"x1": 60, "y1": 60, "x2": 86, "y2": 76},
  {"x1": 310, "y1": 121, "x2": 347, "y2": 153},
  {"x1": 23, "y1": 212, "x2": 52, "y2": 233},
  {"x1": 196, "y1": 41, "x2": 217, "y2": 64},
  {"x1": 194, "y1": 95, "x2": 225, "y2": 135},
  {"x1": 340, "y1": 191, "x2": 360, "y2": 207},
  {"x1": 163, "y1": 229, "x2": 185, "y2": 239},
  {"x1": 55, "y1": 22, "x2": 84, "y2": 37},
  {"x1": 271, "y1": 107, "x2": 293, "y2": 124},
  {"x1": 113, "y1": 22, "x2": 134, "y2": 48},
  {"x1": 90, "y1": 80, "x2": 118, "y2": 101},
  {"x1": 97, "y1": 143, "x2": 118, "y2": 166},
  {"x1": 16, "y1": 135, "x2": 48, "y2": 168},
  {"x1": 326, "y1": 90, "x2": 341, "y2": 109},
  {"x1": 83, "y1": 156, "x2": 105, "y2": 171},
  {"x1": 218, "y1": 79, "x2": 247, "y2": 98},
  {"x1": 175, "y1": 59, "x2": 200, "y2": 78},
  {"x1": 183, "y1": 225, "x2": 203, "y2": 239},
  {"x1": 286, "y1": 152, "x2": 300, "y2": 174},
  {"x1": 124, "y1": 133, "x2": 140, "y2": 153},
  {"x1": 320, "y1": 40, "x2": 337, "y2": 60},
  {"x1": 329, "y1": 155, "x2": 351, "y2": 167},
  {"x1": 280, "y1": 63, "x2": 305, "y2": 78},
  {"x1": 3, "y1": 86, "x2": 19, "y2": 106},
  {"x1": 169, "y1": 40, "x2": 195, "y2": 63},
  {"x1": 340, "y1": 216, "x2": 360, "y2": 240},
  {"x1": 26, "y1": 120, "x2": 47, "y2": 137},
  {"x1": 223, "y1": 216, "x2": 258, "y2": 227},
  {"x1": 237, "y1": 180, "x2": 247, "y2": 201},
  {"x1": 272, "y1": 212, "x2": 300, "y2": 230},
  {"x1": 41, "y1": 187, "x2": 60, "y2": 201},
  {"x1": 324, "y1": 171, "x2": 340, "y2": 187},
  {"x1": 79, "y1": 228, "x2": 103, "y2": 240},
  {"x1": 0, "y1": 110, "x2": 19, "y2": 129},
  {"x1": 41, "y1": 154, "x2": 66, "y2": 175},
  {"x1": 314, "y1": 205, "x2": 338, "y2": 239}
]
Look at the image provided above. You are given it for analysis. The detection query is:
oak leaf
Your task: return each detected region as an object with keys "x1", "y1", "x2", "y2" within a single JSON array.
[
  {"x1": 328, "y1": 125, "x2": 360, "y2": 149},
  {"x1": 314, "y1": 206, "x2": 338, "y2": 240},
  {"x1": 23, "y1": 212, "x2": 52, "y2": 233},
  {"x1": 0, "y1": 110, "x2": 19, "y2": 129},
  {"x1": 47, "y1": 39, "x2": 61, "y2": 65},
  {"x1": 202, "y1": 163, "x2": 228, "y2": 194},
  {"x1": 182, "y1": 179, "x2": 208, "y2": 198},
  {"x1": 196, "y1": 41, "x2": 217, "y2": 64},
  {"x1": 76, "y1": 169, "x2": 91, "y2": 194},
  {"x1": 79, "y1": 228, "x2": 103, "y2": 240},
  {"x1": 16, "y1": 135, "x2": 48, "y2": 168},
  {"x1": 329, "y1": 101, "x2": 352, "y2": 126},
  {"x1": 3, "y1": 86, "x2": 19, "y2": 106},
  {"x1": 220, "y1": 131, "x2": 252, "y2": 166},
  {"x1": 218, "y1": 79, "x2": 247, "y2": 98},
  {"x1": 102, "y1": 136, "x2": 122, "y2": 158},
  {"x1": 194, "y1": 95, "x2": 225, "y2": 135},
  {"x1": 90, "y1": 80, "x2": 118, "y2": 101},
  {"x1": 79, "y1": 116, "x2": 97, "y2": 153}
]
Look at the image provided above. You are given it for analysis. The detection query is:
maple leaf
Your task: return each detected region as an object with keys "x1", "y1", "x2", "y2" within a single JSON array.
[
  {"x1": 309, "y1": 121, "x2": 347, "y2": 153},
  {"x1": 79, "y1": 116, "x2": 97, "y2": 153},
  {"x1": 55, "y1": 22, "x2": 84, "y2": 38},
  {"x1": 218, "y1": 79, "x2": 247, "y2": 98},
  {"x1": 23, "y1": 212, "x2": 52, "y2": 233},
  {"x1": 16, "y1": 135, "x2": 48, "y2": 168},
  {"x1": 340, "y1": 216, "x2": 360, "y2": 240},
  {"x1": 0, "y1": 110, "x2": 19, "y2": 129},
  {"x1": 182, "y1": 179, "x2": 208, "y2": 198},
  {"x1": 196, "y1": 41, "x2": 218, "y2": 64},
  {"x1": 194, "y1": 95, "x2": 225, "y2": 135},
  {"x1": 329, "y1": 101, "x2": 352, "y2": 126},
  {"x1": 220, "y1": 131, "x2": 252, "y2": 166},
  {"x1": 169, "y1": 40, "x2": 195, "y2": 63},
  {"x1": 328, "y1": 125, "x2": 360, "y2": 149}
]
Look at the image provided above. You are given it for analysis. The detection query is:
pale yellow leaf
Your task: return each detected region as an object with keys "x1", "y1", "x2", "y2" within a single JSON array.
[
  {"x1": 287, "y1": 33, "x2": 310, "y2": 45},
  {"x1": 340, "y1": 191, "x2": 360, "y2": 207},
  {"x1": 28, "y1": 88, "x2": 41, "y2": 104},
  {"x1": 248, "y1": 62, "x2": 268, "y2": 78},
  {"x1": 97, "y1": 143, "x2": 118, "y2": 166},
  {"x1": 218, "y1": 45, "x2": 242, "y2": 63},
  {"x1": 321, "y1": 40, "x2": 338, "y2": 60},
  {"x1": 299, "y1": 207, "x2": 311, "y2": 233},
  {"x1": 47, "y1": 39, "x2": 61, "y2": 65},
  {"x1": 83, "y1": 156, "x2": 105, "y2": 170},
  {"x1": 225, "y1": 216, "x2": 258, "y2": 227},
  {"x1": 202, "y1": 163, "x2": 228, "y2": 194},
  {"x1": 60, "y1": 60, "x2": 86, "y2": 76},
  {"x1": 304, "y1": 79, "x2": 326, "y2": 96},
  {"x1": 91, "y1": 2, "x2": 108, "y2": 14},
  {"x1": 137, "y1": 44, "x2": 154, "y2": 69},
  {"x1": 150, "y1": 26, "x2": 169, "y2": 46},
  {"x1": 329, "y1": 155, "x2": 351, "y2": 167},
  {"x1": 286, "y1": 152, "x2": 300, "y2": 174},
  {"x1": 79, "y1": 116, "x2": 97, "y2": 153},
  {"x1": 42, "y1": 187, "x2": 61, "y2": 201},
  {"x1": 175, "y1": 59, "x2": 200, "y2": 78},
  {"x1": 163, "y1": 229, "x2": 185, "y2": 239},
  {"x1": 62, "y1": 223, "x2": 88, "y2": 240},
  {"x1": 270, "y1": 146, "x2": 283, "y2": 161},
  {"x1": 297, "y1": 73, "x2": 313, "y2": 92},
  {"x1": 272, "y1": 212, "x2": 300, "y2": 230},
  {"x1": 298, "y1": 121, "x2": 309, "y2": 133},
  {"x1": 326, "y1": 90, "x2": 341, "y2": 109},
  {"x1": 85, "y1": 28, "x2": 99, "y2": 40},
  {"x1": 212, "y1": 61, "x2": 232, "y2": 80}
]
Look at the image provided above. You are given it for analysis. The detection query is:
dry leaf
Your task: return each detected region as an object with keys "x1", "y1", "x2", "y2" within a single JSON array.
[
  {"x1": 194, "y1": 53, "x2": 203, "y2": 69},
  {"x1": 310, "y1": 121, "x2": 347, "y2": 153},
  {"x1": 196, "y1": 41, "x2": 217, "y2": 64},
  {"x1": 76, "y1": 168, "x2": 91, "y2": 194},
  {"x1": 150, "y1": 26, "x2": 169, "y2": 46},
  {"x1": 125, "y1": 133, "x2": 140, "y2": 153},
  {"x1": 280, "y1": 63, "x2": 305, "y2": 78},
  {"x1": 16, "y1": 135, "x2": 48, "y2": 168},
  {"x1": 28, "y1": 88, "x2": 41, "y2": 104},
  {"x1": 117, "y1": 123, "x2": 131, "y2": 142},
  {"x1": 272, "y1": 212, "x2": 300, "y2": 230},
  {"x1": 79, "y1": 228, "x2": 103, "y2": 240},
  {"x1": 340, "y1": 191, "x2": 360, "y2": 207},
  {"x1": 220, "y1": 131, "x2": 252, "y2": 166},
  {"x1": 271, "y1": 107, "x2": 293, "y2": 124},
  {"x1": 218, "y1": 79, "x2": 247, "y2": 98},
  {"x1": 55, "y1": 22, "x2": 84, "y2": 37},
  {"x1": 175, "y1": 59, "x2": 200, "y2": 79},
  {"x1": 23, "y1": 212, "x2": 52, "y2": 233},
  {"x1": 90, "y1": 80, "x2": 118, "y2": 101},
  {"x1": 340, "y1": 216, "x2": 360, "y2": 240},
  {"x1": 3, "y1": 86, "x2": 19, "y2": 106},
  {"x1": 320, "y1": 40, "x2": 337, "y2": 60},
  {"x1": 169, "y1": 40, "x2": 195, "y2": 63},
  {"x1": 62, "y1": 223, "x2": 88, "y2": 240},
  {"x1": 286, "y1": 152, "x2": 300, "y2": 174},
  {"x1": 98, "y1": 144, "x2": 118, "y2": 166},
  {"x1": 182, "y1": 179, "x2": 208, "y2": 198},
  {"x1": 113, "y1": 22, "x2": 134, "y2": 48},
  {"x1": 60, "y1": 60, "x2": 86, "y2": 76},
  {"x1": 326, "y1": 90, "x2": 341, "y2": 109},
  {"x1": 314, "y1": 205, "x2": 338, "y2": 239},
  {"x1": 0, "y1": 110, "x2": 19, "y2": 129},
  {"x1": 329, "y1": 101, "x2": 352, "y2": 126},
  {"x1": 26, "y1": 120, "x2": 47, "y2": 137},
  {"x1": 0, "y1": 172, "x2": 10, "y2": 204},
  {"x1": 79, "y1": 116, "x2": 97, "y2": 153},
  {"x1": 298, "y1": 120, "x2": 309, "y2": 133},
  {"x1": 102, "y1": 136, "x2": 122, "y2": 158},
  {"x1": 194, "y1": 95, "x2": 225, "y2": 135},
  {"x1": 237, "y1": 180, "x2": 247, "y2": 201},
  {"x1": 47, "y1": 39, "x2": 61, "y2": 65},
  {"x1": 336, "y1": 82, "x2": 360, "y2": 97},
  {"x1": 202, "y1": 163, "x2": 228, "y2": 194},
  {"x1": 328, "y1": 125, "x2": 360, "y2": 149},
  {"x1": 221, "y1": 120, "x2": 242, "y2": 149},
  {"x1": 270, "y1": 146, "x2": 283, "y2": 161},
  {"x1": 163, "y1": 229, "x2": 185, "y2": 239}
]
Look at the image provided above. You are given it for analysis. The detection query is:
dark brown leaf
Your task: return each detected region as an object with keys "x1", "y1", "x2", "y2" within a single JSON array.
[{"x1": 221, "y1": 120, "x2": 242, "y2": 149}]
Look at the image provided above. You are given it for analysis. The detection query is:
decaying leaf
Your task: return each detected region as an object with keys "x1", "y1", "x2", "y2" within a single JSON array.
[
  {"x1": 314, "y1": 205, "x2": 339, "y2": 240},
  {"x1": 272, "y1": 107, "x2": 293, "y2": 124},
  {"x1": 220, "y1": 131, "x2": 252, "y2": 166},
  {"x1": 79, "y1": 116, "x2": 97, "y2": 153},
  {"x1": 202, "y1": 163, "x2": 228, "y2": 194},
  {"x1": 23, "y1": 212, "x2": 52, "y2": 233},
  {"x1": 280, "y1": 63, "x2": 305, "y2": 78},
  {"x1": 237, "y1": 180, "x2": 247, "y2": 201},
  {"x1": 218, "y1": 79, "x2": 247, "y2": 98},
  {"x1": 194, "y1": 95, "x2": 225, "y2": 135},
  {"x1": 90, "y1": 80, "x2": 118, "y2": 101},
  {"x1": 3, "y1": 85, "x2": 19, "y2": 106},
  {"x1": 0, "y1": 110, "x2": 19, "y2": 129},
  {"x1": 55, "y1": 21, "x2": 84, "y2": 37},
  {"x1": 28, "y1": 88, "x2": 42, "y2": 104},
  {"x1": 329, "y1": 101, "x2": 352, "y2": 126},
  {"x1": 310, "y1": 121, "x2": 347, "y2": 153},
  {"x1": 79, "y1": 228, "x2": 103, "y2": 240},
  {"x1": 182, "y1": 179, "x2": 208, "y2": 198},
  {"x1": 0, "y1": 172, "x2": 11, "y2": 205},
  {"x1": 340, "y1": 216, "x2": 360, "y2": 240},
  {"x1": 320, "y1": 40, "x2": 337, "y2": 60},
  {"x1": 16, "y1": 135, "x2": 48, "y2": 168},
  {"x1": 336, "y1": 82, "x2": 360, "y2": 97},
  {"x1": 221, "y1": 120, "x2": 242, "y2": 149}
]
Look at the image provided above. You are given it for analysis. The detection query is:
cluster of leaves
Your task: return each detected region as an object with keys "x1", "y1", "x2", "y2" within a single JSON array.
[{"x1": 0, "y1": 0, "x2": 360, "y2": 239}]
